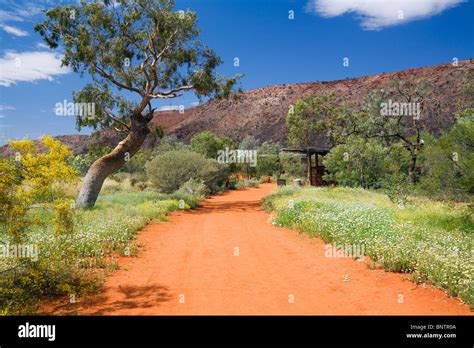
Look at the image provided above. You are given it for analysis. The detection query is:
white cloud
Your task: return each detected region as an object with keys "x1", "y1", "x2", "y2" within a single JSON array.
[
  {"x1": 0, "y1": 9, "x2": 24, "y2": 22},
  {"x1": 157, "y1": 105, "x2": 182, "y2": 111},
  {"x1": 0, "y1": 1, "x2": 45, "y2": 37},
  {"x1": 0, "y1": 51, "x2": 70, "y2": 87},
  {"x1": 0, "y1": 105, "x2": 16, "y2": 112},
  {"x1": 36, "y1": 42, "x2": 50, "y2": 49},
  {"x1": 0, "y1": 105, "x2": 15, "y2": 119},
  {"x1": 307, "y1": 0, "x2": 465, "y2": 30},
  {"x1": 0, "y1": 24, "x2": 28, "y2": 36}
]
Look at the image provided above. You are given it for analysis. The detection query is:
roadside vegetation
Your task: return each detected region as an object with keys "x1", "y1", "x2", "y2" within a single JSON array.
[
  {"x1": 264, "y1": 72, "x2": 473, "y2": 306},
  {"x1": 263, "y1": 187, "x2": 473, "y2": 305},
  {"x1": 0, "y1": 130, "x2": 271, "y2": 314},
  {"x1": 2, "y1": 73, "x2": 472, "y2": 313}
]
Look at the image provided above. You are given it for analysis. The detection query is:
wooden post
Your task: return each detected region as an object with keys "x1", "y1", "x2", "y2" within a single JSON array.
[{"x1": 307, "y1": 149, "x2": 311, "y2": 185}]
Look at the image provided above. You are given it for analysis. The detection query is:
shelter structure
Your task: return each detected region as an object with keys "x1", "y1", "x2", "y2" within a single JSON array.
[{"x1": 281, "y1": 147, "x2": 329, "y2": 186}]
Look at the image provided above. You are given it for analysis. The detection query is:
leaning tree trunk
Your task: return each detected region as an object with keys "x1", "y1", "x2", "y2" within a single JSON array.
[{"x1": 76, "y1": 115, "x2": 150, "y2": 208}]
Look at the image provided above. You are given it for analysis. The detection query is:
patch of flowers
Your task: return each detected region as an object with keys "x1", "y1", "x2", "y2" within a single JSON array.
[{"x1": 264, "y1": 187, "x2": 473, "y2": 305}]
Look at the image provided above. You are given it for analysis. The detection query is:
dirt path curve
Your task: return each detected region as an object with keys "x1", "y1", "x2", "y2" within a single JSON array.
[{"x1": 51, "y1": 183, "x2": 471, "y2": 315}]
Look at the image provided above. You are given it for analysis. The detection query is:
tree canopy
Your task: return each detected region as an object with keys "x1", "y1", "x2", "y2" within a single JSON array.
[{"x1": 35, "y1": 0, "x2": 238, "y2": 132}]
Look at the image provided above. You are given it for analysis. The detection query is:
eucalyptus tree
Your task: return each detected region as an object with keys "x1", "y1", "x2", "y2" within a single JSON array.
[
  {"x1": 35, "y1": 0, "x2": 237, "y2": 207},
  {"x1": 361, "y1": 78, "x2": 430, "y2": 183}
]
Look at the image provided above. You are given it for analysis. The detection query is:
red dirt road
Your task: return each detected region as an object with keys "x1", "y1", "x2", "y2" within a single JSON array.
[{"x1": 50, "y1": 184, "x2": 471, "y2": 315}]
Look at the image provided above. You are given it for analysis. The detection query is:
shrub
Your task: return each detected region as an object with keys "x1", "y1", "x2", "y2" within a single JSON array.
[
  {"x1": 256, "y1": 141, "x2": 281, "y2": 177},
  {"x1": 323, "y1": 137, "x2": 401, "y2": 189},
  {"x1": 177, "y1": 178, "x2": 210, "y2": 199},
  {"x1": 236, "y1": 178, "x2": 261, "y2": 189},
  {"x1": 119, "y1": 150, "x2": 152, "y2": 174},
  {"x1": 154, "y1": 135, "x2": 189, "y2": 154},
  {"x1": 145, "y1": 150, "x2": 229, "y2": 194},
  {"x1": 191, "y1": 131, "x2": 223, "y2": 158},
  {"x1": 191, "y1": 131, "x2": 238, "y2": 161},
  {"x1": 382, "y1": 172, "x2": 413, "y2": 207},
  {"x1": 68, "y1": 145, "x2": 112, "y2": 176},
  {"x1": 0, "y1": 137, "x2": 83, "y2": 314},
  {"x1": 280, "y1": 153, "x2": 306, "y2": 178},
  {"x1": 419, "y1": 111, "x2": 474, "y2": 198}
]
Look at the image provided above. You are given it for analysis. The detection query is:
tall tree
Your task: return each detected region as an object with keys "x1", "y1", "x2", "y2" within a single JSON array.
[
  {"x1": 361, "y1": 78, "x2": 429, "y2": 183},
  {"x1": 35, "y1": 0, "x2": 237, "y2": 207}
]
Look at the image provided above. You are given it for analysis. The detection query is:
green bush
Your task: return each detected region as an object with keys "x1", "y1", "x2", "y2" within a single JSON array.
[
  {"x1": 323, "y1": 137, "x2": 410, "y2": 189},
  {"x1": 68, "y1": 145, "x2": 112, "y2": 176},
  {"x1": 169, "y1": 191, "x2": 200, "y2": 208},
  {"x1": 155, "y1": 135, "x2": 189, "y2": 154},
  {"x1": 236, "y1": 178, "x2": 261, "y2": 189},
  {"x1": 145, "y1": 150, "x2": 229, "y2": 194},
  {"x1": 280, "y1": 153, "x2": 306, "y2": 178},
  {"x1": 419, "y1": 111, "x2": 474, "y2": 198},
  {"x1": 191, "y1": 131, "x2": 237, "y2": 158},
  {"x1": 177, "y1": 178, "x2": 210, "y2": 199},
  {"x1": 256, "y1": 141, "x2": 281, "y2": 177},
  {"x1": 119, "y1": 150, "x2": 152, "y2": 174}
]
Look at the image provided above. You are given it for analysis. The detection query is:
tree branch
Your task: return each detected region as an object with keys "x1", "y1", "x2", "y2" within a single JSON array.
[
  {"x1": 148, "y1": 85, "x2": 194, "y2": 99},
  {"x1": 92, "y1": 63, "x2": 142, "y2": 95}
]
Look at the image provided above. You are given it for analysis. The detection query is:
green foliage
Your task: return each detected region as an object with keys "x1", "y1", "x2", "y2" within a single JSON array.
[
  {"x1": 145, "y1": 149, "x2": 229, "y2": 193},
  {"x1": 382, "y1": 172, "x2": 413, "y2": 207},
  {"x1": 287, "y1": 94, "x2": 341, "y2": 147},
  {"x1": 239, "y1": 135, "x2": 260, "y2": 151},
  {"x1": 0, "y1": 136, "x2": 77, "y2": 242},
  {"x1": 69, "y1": 145, "x2": 112, "y2": 176},
  {"x1": 235, "y1": 178, "x2": 261, "y2": 189},
  {"x1": 236, "y1": 135, "x2": 260, "y2": 177},
  {"x1": 35, "y1": 0, "x2": 238, "y2": 131},
  {"x1": 256, "y1": 155, "x2": 279, "y2": 177},
  {"x1": 264, "y1": 187, "x2": 474, "y2": 305},
  {"x1": 323, "y1": 137, "x2": 410, "y2": 189},
  {"x1": 419, "y1": 110, "x2": 474, "y2": 197},
  {"x1": 0, "y1": 137, "x2": 83, "y2": 314},
  {"x1": 279, "y1": 153, "x2": 306, "y2": 179},
  {"x1": 1, "y1": 186, "x2": 202, "y2": 314},
  {"x1": 190, "y1": 131, "x2": 237, "y2": 159},
  {"x1": 119, "y1": 150, "x2": 152, "y2": 174},
  {"x1": 176, "y1": 178, "x2": 210, "y2": 199},
  {"x1": 255, "y1": 141, "x2": 281, "y2": 177},
  {"x1": 155, "y1": 135, "x2": 189, "y2": 154}
]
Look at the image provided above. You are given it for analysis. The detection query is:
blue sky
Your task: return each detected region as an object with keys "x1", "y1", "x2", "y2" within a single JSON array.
[{"x1": 0, "y1": 0, "x2": 473, "y2": 144}]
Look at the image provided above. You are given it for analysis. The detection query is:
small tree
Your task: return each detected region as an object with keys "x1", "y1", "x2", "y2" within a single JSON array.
[
  {"x1": 323, "y1": 136, "x2": 409, "y2": 189},
  {"x1": 36, "y1": 0, "x2": 237, "y2": 207},
  {"x1": 361, "y1": 78, "x2": 430, "y2": 183},
  {"x1": 287, "y1": 94, "x2": 342, "y2": 180},
  {"x1": 420, "y1": 105, "x2": 474, "y2": 196},
  {"x1": 0, "y1": 137, "x2": 77, "y2": 243},
  {"x1": 238, "y1": 135, "x2": 260, "y2": 178},
  {"x1": 190, "y1": 131, "x2": 236, "y2": 159},
  {"x1": 256, "y1": 141, "x2": 281, "y2": 177}
]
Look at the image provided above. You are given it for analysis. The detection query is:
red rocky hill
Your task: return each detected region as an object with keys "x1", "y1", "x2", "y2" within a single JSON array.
[{"x1": 1, "y1": 59, "x2": 472, "y2": 156}]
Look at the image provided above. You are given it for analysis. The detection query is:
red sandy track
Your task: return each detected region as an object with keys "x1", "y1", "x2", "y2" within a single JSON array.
[{"x1": 47, "y1": 183, "x2": 471, "y2": 315}]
